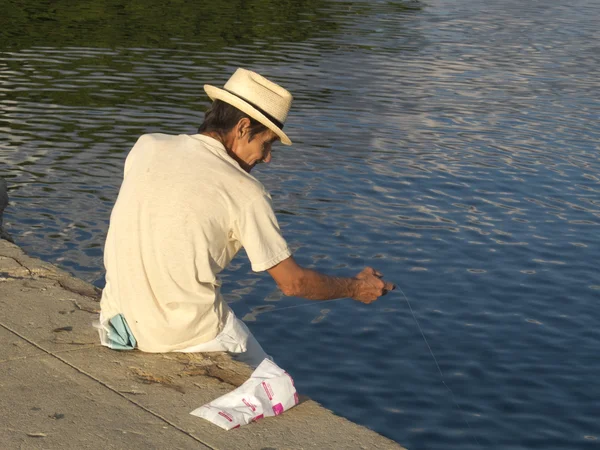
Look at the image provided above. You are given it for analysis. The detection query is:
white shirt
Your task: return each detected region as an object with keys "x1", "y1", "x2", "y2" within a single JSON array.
[{"x1": 100, "y1": 133, "x2": 291, "y2": 352}]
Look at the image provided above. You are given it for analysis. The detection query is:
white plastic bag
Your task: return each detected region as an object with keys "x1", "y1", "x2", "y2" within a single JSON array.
[{"x1": 190, "y1": 358, "x2": 299, "y2": 430}]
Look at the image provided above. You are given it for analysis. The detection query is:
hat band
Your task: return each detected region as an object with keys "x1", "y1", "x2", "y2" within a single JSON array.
[{"x1": 223, "y1": 88, "x2": 284, "y2": 130}]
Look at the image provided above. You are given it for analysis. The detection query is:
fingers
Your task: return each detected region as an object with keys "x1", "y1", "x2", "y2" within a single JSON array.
[
  {"x1": 366, "y1": 270, "x2": 393, "y2": 296},
  {"x1": 357, "y1": 267, "x2": 385, "y2": 280},
  {"x1": 355, "y1": 268, "x2": 368, "y2": 279},
  {"x1": 354, "y1": 268, "x2": 395, "y2": 302},
  {"x1": 364, "y1": 267, "x2": 383, "y2": 278},
  {"x1": 380, "y1": 281, "x2": 396, "y2": 296}
]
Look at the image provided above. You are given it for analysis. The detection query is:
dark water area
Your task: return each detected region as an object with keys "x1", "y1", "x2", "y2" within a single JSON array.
[{"x1": 2, "y1": 0, "x2": 599, "y2": 448}]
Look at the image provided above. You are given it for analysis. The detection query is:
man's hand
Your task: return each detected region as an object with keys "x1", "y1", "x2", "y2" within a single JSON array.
[
  {"x1": 352, "y1": 267, "x2": 395, "y2": 304},
  {"x1": 268, "y1": 256, "x2": 395, "y2": 303}
]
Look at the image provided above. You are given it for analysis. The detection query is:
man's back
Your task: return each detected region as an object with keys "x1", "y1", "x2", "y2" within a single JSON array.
[{"x1": 100, "y1": 133, "x2": 287, "y2": 352}]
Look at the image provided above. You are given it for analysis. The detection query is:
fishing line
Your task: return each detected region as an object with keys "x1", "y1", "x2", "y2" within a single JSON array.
[
  {"x1": 398, "y1": 286, "x2": 482, "y2": 447},
  {"x1": 249, "y1": 296, "x2": 349, "y2": 314},
  {"x1": 249, "y1": 288, "x2": 483, "y2": 446}
]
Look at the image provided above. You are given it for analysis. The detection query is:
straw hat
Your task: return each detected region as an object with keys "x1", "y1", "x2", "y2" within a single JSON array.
[{"x1": 204, "y1": 68, "x2": 293, "y2": 145}]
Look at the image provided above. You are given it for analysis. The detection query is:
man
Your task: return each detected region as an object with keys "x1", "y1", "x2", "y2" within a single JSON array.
[{"x1": 98, "y1": 68, "x2": 394, "y2": 366}]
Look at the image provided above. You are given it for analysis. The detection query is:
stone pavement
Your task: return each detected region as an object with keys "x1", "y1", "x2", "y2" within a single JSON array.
[{"x1": 0, "y1": 238, "x2": 405, "y2": 450}]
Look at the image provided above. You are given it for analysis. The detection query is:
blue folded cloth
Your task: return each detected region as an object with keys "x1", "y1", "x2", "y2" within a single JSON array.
[{"x1": 106, "y1": 314, "x2": 137, "y2": 350}]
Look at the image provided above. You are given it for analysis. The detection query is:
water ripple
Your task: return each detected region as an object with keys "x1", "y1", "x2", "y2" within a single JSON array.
[{"x1": 2, "y1": 0, "x2": 600, "y2": 448}]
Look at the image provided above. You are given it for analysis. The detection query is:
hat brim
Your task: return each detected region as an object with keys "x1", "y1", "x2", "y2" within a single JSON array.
[{"x1": 204, "y1": 85, "x2": 292, "y2": 146}]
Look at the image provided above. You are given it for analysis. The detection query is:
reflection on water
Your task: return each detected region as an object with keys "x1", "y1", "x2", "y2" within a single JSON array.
[
  {"x1": 2, "y1": 0, "x2": 600, "y2": 448},
  {"x1": 311, "y1": 308, "x2": 331, "y2": 324}
]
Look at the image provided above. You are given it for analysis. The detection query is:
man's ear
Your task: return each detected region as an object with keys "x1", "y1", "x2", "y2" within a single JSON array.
[{"x1": 236, "y1": 117, "x2": 251, "y2": 139}]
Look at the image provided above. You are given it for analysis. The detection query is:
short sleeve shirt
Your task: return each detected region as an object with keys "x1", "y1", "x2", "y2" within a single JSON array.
[{"x1": 100, "y1": 133, "x2": 291, "y2": 352}]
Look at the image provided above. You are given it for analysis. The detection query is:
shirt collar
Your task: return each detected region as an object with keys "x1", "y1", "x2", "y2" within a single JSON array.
[{"x1": 189, "y1": 133, "x2": 259, "y2": 180}]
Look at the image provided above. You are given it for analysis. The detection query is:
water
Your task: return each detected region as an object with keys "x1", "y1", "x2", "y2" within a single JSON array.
[{"x1": 2, "y1": 0, "x2": 599, "y2": 448}]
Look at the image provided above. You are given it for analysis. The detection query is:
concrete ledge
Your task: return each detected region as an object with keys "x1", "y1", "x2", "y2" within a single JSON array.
[{"x1": 0, "y1": 238, "x2": 405, "y2": 449}]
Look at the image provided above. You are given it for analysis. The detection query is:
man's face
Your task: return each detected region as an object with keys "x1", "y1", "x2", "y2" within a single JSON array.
[{"x1": 234, "y1": 128, "x2": 279, "y2": 173}]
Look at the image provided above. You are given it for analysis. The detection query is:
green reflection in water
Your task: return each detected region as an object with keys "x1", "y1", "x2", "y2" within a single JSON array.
[
  {"x1": 1, "y1": 0, "x2": 364, "y2": 50},
  {"x1": 0, "y1": 0, "x2": 420, "y2": 158}
]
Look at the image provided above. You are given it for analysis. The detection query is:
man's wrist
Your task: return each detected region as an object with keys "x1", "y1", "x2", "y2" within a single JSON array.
[{"x1": 348, "y1": 277, "x2": 360, "y2": 300}]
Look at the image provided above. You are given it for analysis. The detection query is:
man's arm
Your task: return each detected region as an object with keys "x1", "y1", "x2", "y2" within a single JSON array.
[{"x1": 267, "y1": 256, "x2": 395, "y2": 304}]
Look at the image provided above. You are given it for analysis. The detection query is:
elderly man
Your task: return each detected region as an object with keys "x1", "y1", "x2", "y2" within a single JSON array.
[{"x1": 98, "y1": 68, "x2": 394, "y2": 366}]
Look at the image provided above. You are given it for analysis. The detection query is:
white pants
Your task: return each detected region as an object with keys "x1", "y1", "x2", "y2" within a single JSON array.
[
  {"x1": 97, "y1": 309, "x2": 269, "y2": 368},
  {"x1": 175, "y1": 310, "x2": 270, "y2": 368}
]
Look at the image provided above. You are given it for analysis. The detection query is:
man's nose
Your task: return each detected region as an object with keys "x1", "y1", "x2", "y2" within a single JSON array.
[{"x1": 264, "y1": 151, "x2": 272, "y2": 163}]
